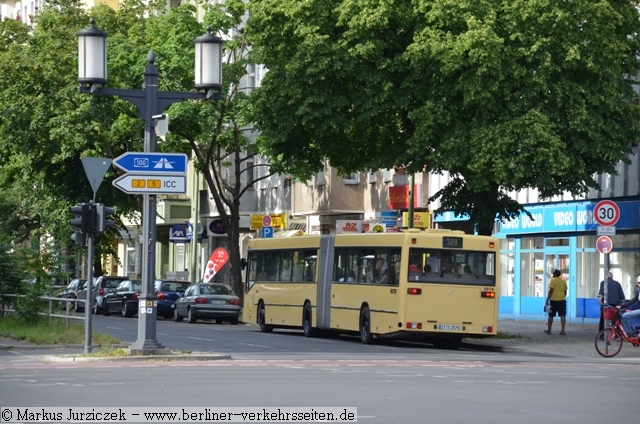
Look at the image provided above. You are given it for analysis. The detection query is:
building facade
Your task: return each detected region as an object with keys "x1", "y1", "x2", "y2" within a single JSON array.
[{"x1": 431, "y1": 146, "x2": 640, "y2": 324}]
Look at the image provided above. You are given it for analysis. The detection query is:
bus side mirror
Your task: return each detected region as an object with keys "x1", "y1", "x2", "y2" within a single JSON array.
[{"x1": 240, "y1": 258, "x2": 247, "y2": 270}]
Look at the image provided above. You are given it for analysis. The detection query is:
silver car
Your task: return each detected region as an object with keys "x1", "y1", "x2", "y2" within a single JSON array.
[{"x1": 174, "y1": 283, "x2": 241, "y2": 324}]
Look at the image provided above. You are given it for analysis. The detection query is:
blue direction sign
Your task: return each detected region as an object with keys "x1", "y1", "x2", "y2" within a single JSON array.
[{"x1": 113, "y1": 152, "x2": 188, "y2": 174}]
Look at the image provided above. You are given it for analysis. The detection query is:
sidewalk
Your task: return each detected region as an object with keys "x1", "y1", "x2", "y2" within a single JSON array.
[{"x1": 462, "y1": 319, "x2": 604, "y2": 358}]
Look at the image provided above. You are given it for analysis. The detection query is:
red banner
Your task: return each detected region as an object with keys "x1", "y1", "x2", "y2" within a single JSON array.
[
  {"x1": 388, "y1": 184, "x2": 420, "y2": 209},
  {"x1": 202, "y1": 247, "x2": 229, "y2": 283}
]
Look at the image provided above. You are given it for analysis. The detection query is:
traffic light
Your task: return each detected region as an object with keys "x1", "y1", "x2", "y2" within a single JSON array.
[
  {"x1": 71, "y1": 229, "x2": 85, "y2": 246},
  {"x1": 69, "y1": 203, "x2": 94, "y2": 234},
  {"x1": 95, "y1": 203, "x2": 115, "y2": 233}
]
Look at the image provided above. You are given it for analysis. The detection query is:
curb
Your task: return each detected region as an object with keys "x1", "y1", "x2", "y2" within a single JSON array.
[
  {"x1": 0, "y1": 343, "x2": 128, "y2": 351},
  {"x1": 43, "y1": 353, "x2": 232, "y2": 363}
]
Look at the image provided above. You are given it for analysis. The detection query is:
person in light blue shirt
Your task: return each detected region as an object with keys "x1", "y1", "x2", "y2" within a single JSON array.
[{"x1": 618, "y1": 279, "x2": 640, "y2": 336}]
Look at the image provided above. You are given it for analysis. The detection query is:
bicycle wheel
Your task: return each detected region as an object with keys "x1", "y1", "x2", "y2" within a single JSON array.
[{"x1": 595, "y1": 328, "x2": 623, "y2": 358}]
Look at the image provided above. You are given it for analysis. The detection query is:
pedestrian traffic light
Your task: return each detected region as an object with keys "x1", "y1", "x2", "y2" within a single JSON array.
[
  {"x1": 70, "y1": 229, "x2": 85, "y2": 246},
  {"x1": 69, "y1": 203, "x2": 94, "y2": 234},
  {"x1": 95, "y1": 203, "x2": 115, "y2": 233}
]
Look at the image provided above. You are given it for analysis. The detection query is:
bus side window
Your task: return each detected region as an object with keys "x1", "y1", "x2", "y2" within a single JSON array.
[
  {"x1": 304, "y1": 255, "x2": 317, "y2": 282},
  {"x1": 292, "y1": 256, "x2": 304, "y2": 281},
  {"x1": 390, "y1": 261, "x2": 399, "y2": 285}
]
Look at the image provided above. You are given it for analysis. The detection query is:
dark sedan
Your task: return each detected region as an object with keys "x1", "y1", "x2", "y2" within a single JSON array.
[
  {"x1": 57, "y1": 279, "x2": 87, "y2": 312},
  {"x1": 102, "y1": 279, "x2": 142, "y2": 317},
  {"x1": 174, "y1": 283, "x2": 241, "y2": 324},
  {"x1": 155, "y1": 279, "x2": 191, "y2": 319}
]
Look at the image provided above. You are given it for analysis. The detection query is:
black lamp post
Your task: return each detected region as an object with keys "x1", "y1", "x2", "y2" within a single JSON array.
[{"x1": 77, "y1": 19, "x2": 222, "y2": 354}]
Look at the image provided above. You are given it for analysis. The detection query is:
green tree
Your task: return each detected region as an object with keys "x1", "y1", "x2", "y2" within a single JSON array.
[
  {"x1": 0, "y1": 1, "x2": 138, "y2": 257},
  {"x1": 1, "y1": 0, "x2": 278, "y2": 296},
  {"x1": 248, "y1": 0, "x2": 640, "y2": 235},
  {"x1": 0, "y1": 233, "x2": 24, "y2": 296},
  {"x1": 156, "y1": 1, "x2": 281, "y2": 295}
]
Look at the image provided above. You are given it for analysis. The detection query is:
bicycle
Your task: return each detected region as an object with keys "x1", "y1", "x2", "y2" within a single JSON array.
[{"x1": 594, "y1": 306, "x2": 640, "y2": 357}]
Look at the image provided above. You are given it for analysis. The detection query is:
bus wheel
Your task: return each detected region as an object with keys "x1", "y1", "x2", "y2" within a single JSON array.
[
  {"x1": 359, "y1": 306, "x2": 374, "y2": 345},
  {"x1": 258, "y1": 303, "x2": 273, "y2": 333},
  {"x1": 302, "y1": 302, "x2": 316, "y2": 337}
]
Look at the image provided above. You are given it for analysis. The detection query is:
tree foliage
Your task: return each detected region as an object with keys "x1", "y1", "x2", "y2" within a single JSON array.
[
  {"x1": 0, "y1": 0, "x2": 139, "y2": 255},
  {"x1": 1, "y1": 1, "x2": 277, "y2": 295},
  {"x1": 248, "y1": 0, "x2": 640, "y2": 234}
]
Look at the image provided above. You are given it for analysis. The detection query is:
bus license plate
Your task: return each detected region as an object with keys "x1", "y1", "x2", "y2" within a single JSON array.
[{"x1": 438, "y1": 325, "x2": 460, "y2": 331}]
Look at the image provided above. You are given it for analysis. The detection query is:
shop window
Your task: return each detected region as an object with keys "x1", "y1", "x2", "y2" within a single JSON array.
[
  {"x1": 500, "y1": 238, "x2": 515, "y2": 251},
  {"x1": 612, "y1": 234, "x2": 640, "y2": 249},
  {"x1": 500, "y1": 251, "x2": 514, "y2": 296},
  {"x1": 521, "y1": 252, "x2": 544, "y2": 297},
  {"x1": 521, "y1": 237, "x2": 544, "y2": 250},
  {"x1": 576, "y1": 251, "x2": 599, "y2": 299},
  {"x1": 546, "y1": 238, "x2": 569, "y2": 247}
]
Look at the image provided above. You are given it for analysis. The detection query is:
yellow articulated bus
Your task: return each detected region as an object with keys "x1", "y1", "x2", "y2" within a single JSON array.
[{"x1": 243, "y1": 228, "x2": 499, "y2": 347}]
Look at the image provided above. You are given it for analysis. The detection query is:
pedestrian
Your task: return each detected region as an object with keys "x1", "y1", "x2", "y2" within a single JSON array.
[
  {"x1": 598, "y1": 271, "x2": 625, "y2": 332},
  {"x1": 617, "y1": 278, "x2": 640, "y2": 336},
  {"x1": 545, "y1": 269, "x2": 568, "y2": 335}
]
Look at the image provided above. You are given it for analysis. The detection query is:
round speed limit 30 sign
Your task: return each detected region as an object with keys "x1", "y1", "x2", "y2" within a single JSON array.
[{"x1": 594, "y1": 200, "x2": 620, "y2": 227}]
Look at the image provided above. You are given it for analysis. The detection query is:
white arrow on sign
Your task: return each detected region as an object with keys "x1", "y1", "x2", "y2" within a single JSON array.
[{"x1": 113, "y1": 174, "x2": 187, "y2": 194}]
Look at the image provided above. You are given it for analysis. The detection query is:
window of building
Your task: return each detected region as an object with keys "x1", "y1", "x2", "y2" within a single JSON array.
[
  {"x1": 500, "y1": 239, "x2": 514, "y2": 297},
  {"x1": 343, "y1": 172, "x2": 359, "y2": 185},
  {"x1": 126, "y1": 246, "x2": 137, "y2": 279},
  {"x1": 521, "y1": 237, "x2": 544, "y2": 250},
  {"x1": 383, "y1": 169, "x2": 392, "y2": 183},
  {"x1": 520, "y1": 252, "x2": 544, "y2": 297},
  {"x1": 546, "y1": 238, "x2": 569, "y2": 247}
]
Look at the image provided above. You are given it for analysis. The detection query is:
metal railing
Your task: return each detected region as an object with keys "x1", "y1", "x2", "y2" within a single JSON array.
[{"x1": 0, "y1": 294, "x2": 85, "y2": 328}]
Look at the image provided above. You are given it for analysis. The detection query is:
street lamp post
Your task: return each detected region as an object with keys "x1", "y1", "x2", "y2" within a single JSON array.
[{"x1": 77, "y1": 19, "x2": 222, "y2": 354}]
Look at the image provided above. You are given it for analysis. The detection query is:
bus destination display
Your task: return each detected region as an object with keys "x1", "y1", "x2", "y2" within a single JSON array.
[{"x1": 442, "y1": 236, "x2": 463, "y2": 249}]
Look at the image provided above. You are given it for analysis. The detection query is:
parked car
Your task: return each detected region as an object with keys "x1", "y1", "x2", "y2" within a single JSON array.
[
  {"x1": 155, "y1": 279, "x2": 191, "y2": 319},
  {"x1": 174, "y1": 283, "x2": 241, "y2": 324},
  {"x1": 102, "y1": 279, "x2": 142, "y2": 317},
  {"x1": 57, "y1": 279, "x2": 87, "y2": 312},
  {"x1": 77, "y1": 276, "x2": 128, "y2": 314}
]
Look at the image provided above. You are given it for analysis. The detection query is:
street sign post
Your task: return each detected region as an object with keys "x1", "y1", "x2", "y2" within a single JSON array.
[
  {"x1": 262, "y1": 215, "x2": 272, "y2": 227},
  {"x1": 81, "y1": 157, "x2": 112, "y2": 197},
  {"x1": 261, "y1": 226, "x2": 274, "y2": 238},
  {"x1": 596, "y1": 236, "x2": 613, "y2": 254},
  {"x1": 597, "y1": 226, "x2": 616, "y2": 236},
  {"x1": 113, "y1": 174, "x2": 187, "y2": 194},
  {"x1": 113, "y1": 152, "x2": 188, "y2": 174},
  {"x1": 594, "y1": 200, "x2": 620, "y2": 227}
]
